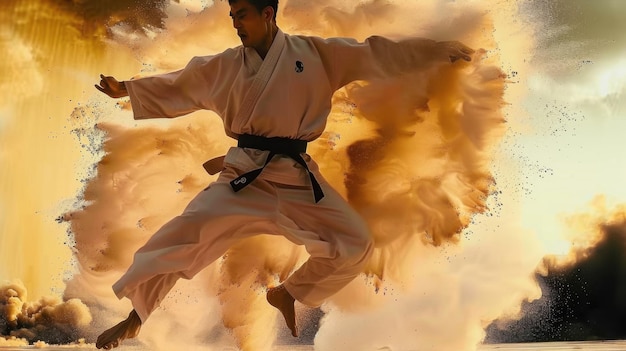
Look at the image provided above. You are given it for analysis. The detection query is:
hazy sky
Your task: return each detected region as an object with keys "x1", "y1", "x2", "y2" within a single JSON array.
[{"x1": 511, "y1": 0, "x2": 626, "y2": 254}]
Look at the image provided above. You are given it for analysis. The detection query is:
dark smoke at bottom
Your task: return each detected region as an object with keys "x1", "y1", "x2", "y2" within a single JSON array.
[
  {"x1": 485, "y1": 219, "x2": 626, "y2": 343},
  {"x1": 0, "y1": 281, "x2": 92, "y2": 345}
]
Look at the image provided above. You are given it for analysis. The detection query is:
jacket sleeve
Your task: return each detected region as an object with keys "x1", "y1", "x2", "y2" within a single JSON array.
[
  {"x1": 311, "y1": 35, "x2": 450, "y2": 92},
  {"x1": 125, "y1": 50, "x2": 236, "y2": 120}
]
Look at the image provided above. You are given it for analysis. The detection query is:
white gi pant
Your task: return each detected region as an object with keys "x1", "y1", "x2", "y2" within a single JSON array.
[{"x1": 112, "y1": 164, "x2": 374, "y2": 323}]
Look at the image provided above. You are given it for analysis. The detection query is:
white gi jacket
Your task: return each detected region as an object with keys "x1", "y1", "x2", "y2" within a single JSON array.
[{"x1": 125, "y1": 29, "x2": 445, "y2": 185}]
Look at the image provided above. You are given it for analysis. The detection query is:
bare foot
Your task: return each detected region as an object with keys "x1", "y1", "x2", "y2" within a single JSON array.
[
  {"x1": 266, "y1": 285, "x2": 298, "y2": 337},
  {"x1": 96, "y1": 310, "x2": 142, "y2": 349}
]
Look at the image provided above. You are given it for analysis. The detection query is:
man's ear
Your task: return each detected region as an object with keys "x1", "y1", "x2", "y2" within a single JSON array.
[{"x1": 262, "y1": 6, "x2": 274, "y2": 21}]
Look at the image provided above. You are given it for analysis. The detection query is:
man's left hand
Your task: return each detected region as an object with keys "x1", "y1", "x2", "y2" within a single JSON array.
[{"x1": 438, "y1": 41, "x2": 474, "y2": 63}]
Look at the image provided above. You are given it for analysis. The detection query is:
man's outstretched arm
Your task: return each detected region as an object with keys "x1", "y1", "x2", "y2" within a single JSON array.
[
  {"x1": 92, "y1": 52, "x2": 237, "y2": 120},
  {"x1": 95, "y1": 74, "x2": 128, "y2": 99},
  {"x1": 313, "y1": 36, "x2": 475, "y2": 91}
]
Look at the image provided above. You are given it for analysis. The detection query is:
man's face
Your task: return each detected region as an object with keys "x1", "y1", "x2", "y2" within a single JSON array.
[{"x1": 229, "y1": 0, "x2": 270, "y2": 49}]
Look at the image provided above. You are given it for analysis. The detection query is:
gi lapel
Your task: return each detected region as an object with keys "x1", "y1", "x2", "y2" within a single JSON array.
[
  {"x1": 235, "y1": 29, "x2": 286, "y2": 131},
  {"x1": 202, "y1": 31, "x2": 286, "y2": 176}
]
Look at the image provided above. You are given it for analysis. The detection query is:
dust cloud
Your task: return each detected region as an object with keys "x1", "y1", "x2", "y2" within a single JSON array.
[
  {"x1": 0, "y1": 280, "x2": 91, "y2": 345},
  {"x1": 2, "y1": 0, "x2": 550, "y2": 350}
]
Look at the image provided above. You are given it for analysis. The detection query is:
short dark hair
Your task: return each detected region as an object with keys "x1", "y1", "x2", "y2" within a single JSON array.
[{"x1": 228, "y1": 0, "x2": 279, "y2": 21}]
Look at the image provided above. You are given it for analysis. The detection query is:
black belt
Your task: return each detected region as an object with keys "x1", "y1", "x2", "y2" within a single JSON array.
[{"x1": 230, "y1": 134, "x2": 324, "y2": 203}]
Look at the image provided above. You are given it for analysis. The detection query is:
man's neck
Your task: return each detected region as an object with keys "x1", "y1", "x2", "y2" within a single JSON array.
[{"x1": 256, "y1": 25, "x2": 279, "y2": 59}]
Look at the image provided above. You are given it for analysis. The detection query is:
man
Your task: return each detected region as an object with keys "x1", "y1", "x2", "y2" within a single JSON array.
[{"x1": 94, "y1": 0, "x2": 473, "y2": 349}]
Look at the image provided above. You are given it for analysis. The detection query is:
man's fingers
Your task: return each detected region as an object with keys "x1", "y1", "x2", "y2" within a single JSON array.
[
  {"x1": 449, "y1": 53, "x2": 472, "y2": 63},
  {"x1": 99, "y1": 74, "x2": 116, "y2": 89},
  {"x1": 441, "y1": 41, "x2": 474, "y2": 63},
  {"x1": 457, "y1": 43, "x2": 474, "y2": 53},
  {"x1": 95, "y1": 84, "x2": 116, "y2": 98},
  {"x1": 95, "y1": 84, "x2": 106, "y2": 94},
  {"x1": 96, "y1": 74, "x2": 116, "y2": 96},
  {"x1": 455, "y1": 44, "x2": 474, "y2": 60}
]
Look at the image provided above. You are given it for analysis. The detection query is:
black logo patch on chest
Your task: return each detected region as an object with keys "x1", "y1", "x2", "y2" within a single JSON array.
[{"x1": 295, "y1": 60, "x2": 304, "y2": 73}]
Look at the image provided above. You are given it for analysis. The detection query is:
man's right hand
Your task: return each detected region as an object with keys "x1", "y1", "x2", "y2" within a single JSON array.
[{"x1": 95, "y1": 74, "x2": 129, "y2": 98}]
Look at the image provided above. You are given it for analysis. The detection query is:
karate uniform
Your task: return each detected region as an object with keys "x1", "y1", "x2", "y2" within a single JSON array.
[{"x1": 113, "y1": 29, "x2": 448, "y2": 322}]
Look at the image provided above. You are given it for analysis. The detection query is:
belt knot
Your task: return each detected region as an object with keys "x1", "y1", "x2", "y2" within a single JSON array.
[{"x1": 229, "y1": 134, "x2": 324, "y2": 203}]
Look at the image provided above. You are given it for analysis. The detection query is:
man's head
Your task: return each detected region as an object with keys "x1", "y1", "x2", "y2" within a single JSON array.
[
  {"x1": 228, "y1": 0, "x2": 278, "y2": 21},
  {"x1": 228, "y1": 0, "x2": 279, "y2": 53}
]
